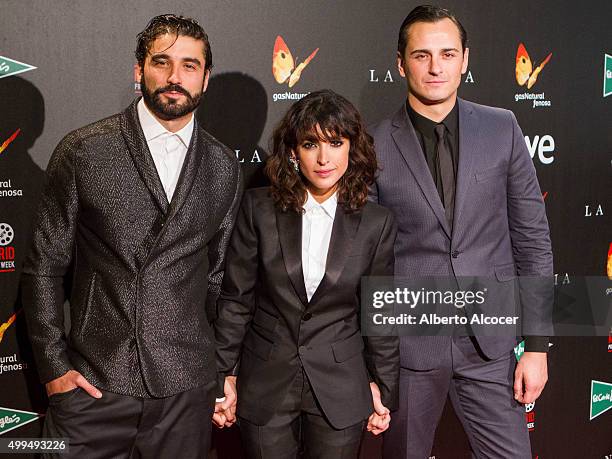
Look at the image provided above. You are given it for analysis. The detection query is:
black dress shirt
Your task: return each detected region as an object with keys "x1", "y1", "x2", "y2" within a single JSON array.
[{"x1": 406, "y1": 100, "x2": 459, "y2": 209}]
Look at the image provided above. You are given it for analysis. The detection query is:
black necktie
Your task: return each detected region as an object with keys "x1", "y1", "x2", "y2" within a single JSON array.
[{"x1": 434, "y1": 124, "x2": 455, "y2": 230}]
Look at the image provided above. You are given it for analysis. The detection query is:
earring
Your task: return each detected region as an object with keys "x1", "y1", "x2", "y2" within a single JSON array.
[{"x1": 289, "y1": 157, "x2": 299, "y2": 172}]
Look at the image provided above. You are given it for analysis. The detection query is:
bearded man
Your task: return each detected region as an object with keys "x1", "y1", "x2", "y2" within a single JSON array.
[{"x1": 22, "y1": 14, "x2": 242, "y2": 459}]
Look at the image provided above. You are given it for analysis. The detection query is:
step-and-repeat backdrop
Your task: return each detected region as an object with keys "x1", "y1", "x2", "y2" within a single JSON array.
[{"x1": 1, "y1": 1, "x2": 610, "y2": 458}]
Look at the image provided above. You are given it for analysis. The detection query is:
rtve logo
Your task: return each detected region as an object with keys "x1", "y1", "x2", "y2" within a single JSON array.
[{"x1": 524, "y1": 134, "x2": 555, "y2": 165}]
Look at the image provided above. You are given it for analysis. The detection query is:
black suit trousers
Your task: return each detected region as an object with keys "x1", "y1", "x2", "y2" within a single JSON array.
[
  {"x1": 42, "y1": 381, "x2": 216, "y2": 459},
  {"x1": 239, "y1": 366, "x2": 365, "y2": 459}
]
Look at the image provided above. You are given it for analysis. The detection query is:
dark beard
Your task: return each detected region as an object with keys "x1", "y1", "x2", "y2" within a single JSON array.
[{"x1": 140, "y1": 78, "x2": 202, "y2": 121}]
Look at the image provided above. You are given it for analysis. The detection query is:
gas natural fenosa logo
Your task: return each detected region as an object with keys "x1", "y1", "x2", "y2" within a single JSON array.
[
  {"x1": 0, "y1": 129, "x2": 20, "y2": 156},
  {"x1": 272, "y1": 36, "x2": 318, "y2": 88},
  {"x1": 515, "y1": 43, "x2": 551, "y2": 89},
  {"x1": 514, "y1": 43, "x2": 552, "y2": 108},
  {"x1": 0, "y1": 312, "x2": 19, "y2": 344},
  {"x1": 271, "y1": 35, "x2": 319, "y2": 102}
]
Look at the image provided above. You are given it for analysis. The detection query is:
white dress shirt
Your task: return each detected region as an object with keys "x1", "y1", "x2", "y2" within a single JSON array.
[
  {"x1": 137, "y1": 98, "x2": 194, "y2": 201},
  {"x1": 302, "y1": 191, "x2": 338, "y2": 301}
]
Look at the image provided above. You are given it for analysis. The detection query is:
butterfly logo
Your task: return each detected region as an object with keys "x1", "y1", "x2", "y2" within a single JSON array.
[
  {"x1": 0, "y1": 311, "x2": 19, "y2": 344},
  {"x1": 0, "y1": 128, "x2": 20, "y2": 155},
  {"x1": 272, "y1": 36, "x2": 319, "y2": 88},
  {"x1": 515, "y1": 43, "x2": 552, "y2": 89}
]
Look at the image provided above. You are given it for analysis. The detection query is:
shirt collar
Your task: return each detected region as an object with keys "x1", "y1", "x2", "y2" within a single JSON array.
[
  {"x1": 137, "y1": 97, "x2": 194, "y2": 148},
  {"x1": 406, "y1": 100, "x2": 458, "y2": 139},
  {"x1": 303, "y1": 190, "x2": 338, "y2": 218}
]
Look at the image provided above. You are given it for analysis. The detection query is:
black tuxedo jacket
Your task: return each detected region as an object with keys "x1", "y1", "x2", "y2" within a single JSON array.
[
  {"x1": 22, "y1": 99, "x2": 243, "y2": 398},
  {"x1": 215, "y1": 188, "x2": 399, "y2": 429}
]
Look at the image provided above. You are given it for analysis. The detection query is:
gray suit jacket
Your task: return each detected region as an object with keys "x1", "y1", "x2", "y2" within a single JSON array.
[
  {"x1": 370, "y1": 98, "x2": 553, "y2": 370},
  {"x1": 22, "y1": 99, "x2": 243, "y2": 397}
]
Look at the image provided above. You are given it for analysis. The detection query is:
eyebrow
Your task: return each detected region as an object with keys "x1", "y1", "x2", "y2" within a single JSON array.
[
  {"x1": 151, "y1": 53, "x2": 202, "y2": 66},
  {"x1": 299, "y1": 133, "x2": 344, "y2": 144},
  {"x1": 410, "y1": 47, "x2": 460, "y2": 55},
  {"x1": 299, "y1": 134, "x2": 320, "y2": 142}
]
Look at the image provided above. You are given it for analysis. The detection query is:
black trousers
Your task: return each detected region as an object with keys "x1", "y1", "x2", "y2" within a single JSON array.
[
  {"x1": 239, "y1": 367, "x2": 365, "y2": 459},
  {"x1": 42, "y1": 381, "x2": 216, "y2": 459}
]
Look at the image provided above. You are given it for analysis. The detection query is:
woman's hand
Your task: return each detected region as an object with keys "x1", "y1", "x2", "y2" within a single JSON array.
[
  {"x1": 213, "y1": 376, "x2": 237, "y2": 428},
  {"x1": 367, "y1": 382, "x2": 391, "y2": 435}
]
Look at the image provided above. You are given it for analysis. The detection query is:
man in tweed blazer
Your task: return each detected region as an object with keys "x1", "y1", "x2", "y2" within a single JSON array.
[
  {"x1": 22, "y1": 15, "x2": 242, "y2": 458},
  {"x1": 371, "y1": 6, "x2": 553, "y2": 458}
]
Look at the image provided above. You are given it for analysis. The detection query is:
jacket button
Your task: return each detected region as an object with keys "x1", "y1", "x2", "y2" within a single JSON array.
[
  {"x1": 302, "y1": 312, "x2": 312, "y2": 321},
  {"x1": 452, "y1": 250, "x2": 460, "y2": 258},
  {"x1": 298, "y1": 345, "x2": 307, "y2": 354}
]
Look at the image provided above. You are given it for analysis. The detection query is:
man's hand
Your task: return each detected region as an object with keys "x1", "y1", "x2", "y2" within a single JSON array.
[
  {"x1": 213, "y1": 376, "x2": 237, "y2": 428},
  {"x1": 366, "y1": 382, "x2": 391, "y2": 435},
  {"x1": 514, "y1": 352, "x2": 548, "y2": 404},
  {"x1": 46, "y1": 369, "x2": 102, "y2": 399}
]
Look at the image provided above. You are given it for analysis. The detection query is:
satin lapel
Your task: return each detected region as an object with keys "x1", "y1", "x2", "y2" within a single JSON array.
[
  {"x1": 452, "y1": 99, "x2": 479, "y2": 233},
  {"x1": 308, "y1": 206, "x2": 361, "y2": 306},
  {"x1": 276, "y1": 208, "x2": 309, "y2": 306},
  {"x1": 120, "y1": 99, "x2": 169, "y2": 214},
  {"x1": 390, "y1": 105, "x2": 451, "y2": 238},
  {"x1": 166, "y1": 123, "x2": 204, "y2": 222}
]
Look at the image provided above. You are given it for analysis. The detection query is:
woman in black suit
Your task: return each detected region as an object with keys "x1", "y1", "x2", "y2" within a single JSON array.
[{"x1": 214, "y1": 90, "x2": 399, "y2": 458}]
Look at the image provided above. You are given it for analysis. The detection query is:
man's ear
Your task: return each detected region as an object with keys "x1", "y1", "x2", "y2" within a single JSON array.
[
  {"x1": 397, "y1": 51, "x2": 406, "y2": 78},
  {"x1": 134, "y1": 63, "x2": 142, "y2": 84},
  {"x1": 202, "y1": 69, "x2": 211, "y2": 93},
  {"x1": 461, "y1": 47, "x2": 470, "y2": 74}
]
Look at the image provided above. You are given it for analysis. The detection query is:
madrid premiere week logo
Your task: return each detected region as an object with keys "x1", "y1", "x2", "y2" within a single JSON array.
[
  {"x1": 271, "y1": 35, "x2": 319, "y2": 102},
  {"x1": 514, "y1": 43, "x2": 552, "y2": 108}
]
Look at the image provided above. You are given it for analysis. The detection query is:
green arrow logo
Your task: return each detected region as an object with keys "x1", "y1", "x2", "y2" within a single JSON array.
[
  {"x1": 604, "y1": 54, "x2": 612, "y2": 98},
  {"x1": 590, "y1": 380, "x2": 612, "y2": 420},
  {"x1": 0, "y1": 56, "x2": 37, "y2": 79},
  {"x1": 0, "y1": 407, "x2": 43, "y2": 435}
]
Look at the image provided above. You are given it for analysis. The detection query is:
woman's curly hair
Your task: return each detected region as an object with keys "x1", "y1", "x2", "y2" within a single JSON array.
[{"x1": 265, "y1": 89, "x2": 378, "y2": 213}]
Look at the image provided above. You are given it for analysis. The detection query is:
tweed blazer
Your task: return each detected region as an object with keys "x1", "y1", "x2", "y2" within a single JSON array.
[{"x1": 23, "y1": 99, "x2": 243, "y2": 397}]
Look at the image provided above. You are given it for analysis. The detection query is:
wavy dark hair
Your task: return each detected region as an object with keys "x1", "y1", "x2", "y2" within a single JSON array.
[
  {"x1": 135, "y1": 14, "x2": 213, "y2": 72},
  {"x1": 265, "y1": 90, "x2": 377, "y2": 213}
]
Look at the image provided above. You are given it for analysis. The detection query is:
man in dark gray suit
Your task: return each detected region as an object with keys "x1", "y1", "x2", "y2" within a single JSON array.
[
  {"x1": 22, "y1": 14, "x2": 242, "y2": 458},
  {"x1": 370, "y1": 5, "x2": 553, "y2": 458}
]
